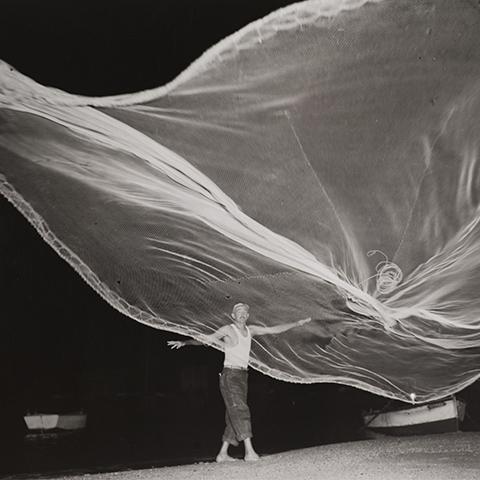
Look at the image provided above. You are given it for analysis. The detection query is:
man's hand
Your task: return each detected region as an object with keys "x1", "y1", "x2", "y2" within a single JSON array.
[
  {"x1": 297, "y1": 317, "x2": 312, "y2": 327},
  {"x1": 167, "y1": 340, "x2": 186, "y2": 349}
]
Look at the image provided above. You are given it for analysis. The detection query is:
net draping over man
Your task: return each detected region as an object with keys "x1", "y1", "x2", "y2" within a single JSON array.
[{"x1": 1, "y1": 0, "x2": 480, "y2": 404}]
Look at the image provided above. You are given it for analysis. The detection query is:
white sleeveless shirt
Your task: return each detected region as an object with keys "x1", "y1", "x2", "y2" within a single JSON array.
[{"x1": 224, "y1": 324, "x2": 251, "y2": 369}]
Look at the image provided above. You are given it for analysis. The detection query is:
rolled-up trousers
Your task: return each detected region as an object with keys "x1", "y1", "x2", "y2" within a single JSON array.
[{"x1": 219, "y1": 367, "x2": 252, "y2": 445}]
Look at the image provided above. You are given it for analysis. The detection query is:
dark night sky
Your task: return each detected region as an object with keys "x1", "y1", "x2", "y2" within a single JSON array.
[{"x1": 1, "y1": 2, "x2": 480, "y2": 473}]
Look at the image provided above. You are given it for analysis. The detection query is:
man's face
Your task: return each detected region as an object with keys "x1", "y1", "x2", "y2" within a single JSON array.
[{"x1": 232, "y1": 307, "x2": 249, "y2": 324}]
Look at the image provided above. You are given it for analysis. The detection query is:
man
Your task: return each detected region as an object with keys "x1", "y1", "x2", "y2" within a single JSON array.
[{"x1": 168, "y1": 303, "x2": 311, "y2": 462}]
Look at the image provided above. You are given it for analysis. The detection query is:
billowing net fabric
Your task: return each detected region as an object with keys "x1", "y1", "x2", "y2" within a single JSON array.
[{"x1": 1, "y1": 0, "x2": 480, "y2": 403}]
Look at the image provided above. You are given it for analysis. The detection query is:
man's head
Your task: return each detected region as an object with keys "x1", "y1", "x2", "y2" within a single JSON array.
[{"x1": 231, "y1": 303, "x2": 250, "y2": 324}]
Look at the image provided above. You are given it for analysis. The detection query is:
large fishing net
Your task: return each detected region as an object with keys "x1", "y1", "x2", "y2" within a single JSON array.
[{"x1": 1, "y1": 0, "x2": 480, "y2": 403}]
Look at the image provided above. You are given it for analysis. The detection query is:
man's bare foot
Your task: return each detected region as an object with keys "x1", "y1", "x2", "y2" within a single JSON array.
[
  {"x1": 216, "y1": 453, "x2": 237, "y2": 463},
  {"x1": 244, "y1": 452, "x2": 260, "y2": 462}
]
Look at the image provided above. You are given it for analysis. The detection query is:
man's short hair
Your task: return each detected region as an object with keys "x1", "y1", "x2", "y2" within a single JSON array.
[{"x1": 232, "y1": 303, "x2": 250, "y2": 314}]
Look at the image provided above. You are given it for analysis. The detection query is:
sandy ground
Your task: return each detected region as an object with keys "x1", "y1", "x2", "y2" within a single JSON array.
[{"x1": 40, "y1": 432, "x2": 480, "y2": 480}]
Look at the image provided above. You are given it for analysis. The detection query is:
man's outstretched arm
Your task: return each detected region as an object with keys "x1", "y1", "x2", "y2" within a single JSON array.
[
  {"x1": 167, "y1": 339, "x2": 202, "y2": 349},
  {"x1": 168, "y1": 325, "x2": 230, "y2": 349},
  {"x1": 249, "y1": 317, "x2": 311, "y2": 336}
]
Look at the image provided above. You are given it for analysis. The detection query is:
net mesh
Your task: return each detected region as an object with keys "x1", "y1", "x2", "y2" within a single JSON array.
[{"x1": 2, "y1": 0, "x2": 480, "y2": 402}]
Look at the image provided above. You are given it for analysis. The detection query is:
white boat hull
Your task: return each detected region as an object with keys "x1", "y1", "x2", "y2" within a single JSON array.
[
  {"x1": 24, "y1": 413, "x2": 87, "y2": 431},
  {"x1": 363, "y1": 398, "x2": 465, "y2": 436}
]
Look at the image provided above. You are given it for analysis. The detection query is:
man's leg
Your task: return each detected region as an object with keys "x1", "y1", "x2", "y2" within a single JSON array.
[
  {"x1": 216, "y1": 411, "x2": 238, "y2": 462},
  {"x1": 233, "y1": 372, "x2": 258, "y2": 460},
  {"x1": 221, "y1": 370, "x2": 259, "y2": 461},
  {"x1": 217, "y1": 372, "x2": 239, "y2": 462},
  {"x1": 223, "y1": 408, "x2": 239, "y2": 447},
  {"x1": 244, "y1": 437, "x2": 259, "y2": 462},
  {"x1": 216, "y1": 441, "x2": 236, "y2": 462}
]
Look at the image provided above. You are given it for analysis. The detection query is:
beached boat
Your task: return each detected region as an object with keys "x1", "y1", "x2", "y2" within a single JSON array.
[
  {"x1": 24, "y1": 412, "x2": 87, "y2": 432},
  {"x1": 363, "y1": 397, "x2": 466, "y2": 436}
]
